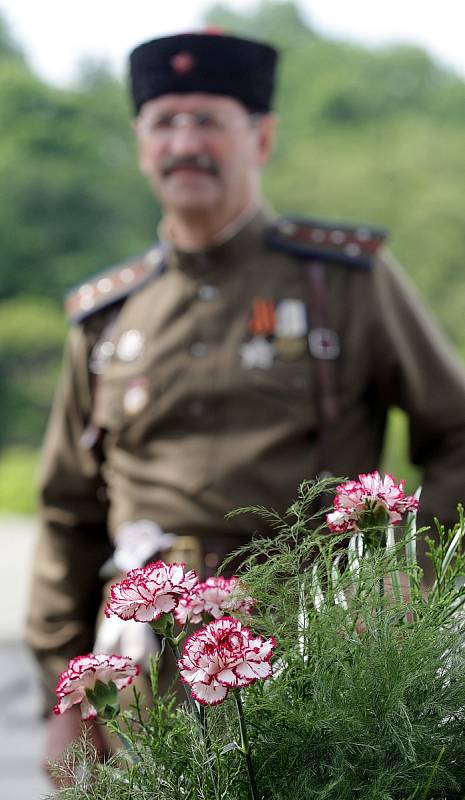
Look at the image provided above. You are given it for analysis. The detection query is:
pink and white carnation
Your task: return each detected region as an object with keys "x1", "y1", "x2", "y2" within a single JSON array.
[
  {"x1": 174, "y1": 576, "x2": 254, "y2": 625},
  {"x1": 105, "y1": 561, "x2": 198, "y2": 623},
  {"x1": 53, "y1": 653, "x2": 139, "y2": 720},
  {"x1": 327, "y1": 471, "x2": 418, "y2": 533},
  {"x1": 178, "y1": 617, "x2": 275, "y2": 706}
]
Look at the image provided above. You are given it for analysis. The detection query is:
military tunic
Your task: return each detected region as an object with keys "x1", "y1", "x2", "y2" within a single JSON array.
[{"x1": 25, "y1": 207, "x2": 465, "y2": 710}]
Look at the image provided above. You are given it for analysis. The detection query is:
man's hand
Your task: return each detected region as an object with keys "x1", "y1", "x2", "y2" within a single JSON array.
[{"x1": 43, "y1": 707, "x2": 108, "y2": 788}]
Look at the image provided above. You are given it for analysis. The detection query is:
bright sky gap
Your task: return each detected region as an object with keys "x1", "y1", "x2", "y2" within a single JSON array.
[{"x1": 1, "y1": 0, "x2": 464, "y2": 87}]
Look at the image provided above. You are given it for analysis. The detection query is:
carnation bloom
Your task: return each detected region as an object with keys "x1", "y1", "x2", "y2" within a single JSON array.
[
  {"x1": 174, "y1": 576, "x2": 254, "y2": 625},
  {"x1": 327, "y1": 471, "x2": 418, "y2": 534},
  {"x1": 53, "y1": 653, "x2": 139, "y2": 720},
  {"x1": 178, "y1": 617, "x2": 275, "y2": 706},
  {"x1": 105, "y1": 560, "x2": 198, "y2": 623}
]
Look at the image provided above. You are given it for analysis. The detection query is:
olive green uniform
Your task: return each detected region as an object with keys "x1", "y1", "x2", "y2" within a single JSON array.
[{"x1": 25, "y1": 208, "x2": 465, "y2": 710}]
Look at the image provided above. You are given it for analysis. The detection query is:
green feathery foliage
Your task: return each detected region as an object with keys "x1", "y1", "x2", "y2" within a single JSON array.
[{"x1": 49, "y1": 479, "x2": 465, "y2": 800}]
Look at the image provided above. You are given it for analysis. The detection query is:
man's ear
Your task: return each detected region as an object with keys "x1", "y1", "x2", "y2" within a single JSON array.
[
  {"x1": 133, "y1": 118, "x2": 151, "y2": 177},
  {"x1": 255, "y1": 113, "x2": 278, "y2": 167}
]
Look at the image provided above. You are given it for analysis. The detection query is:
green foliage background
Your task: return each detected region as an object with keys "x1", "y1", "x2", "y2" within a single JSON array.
[{"x1": 2, "y1": 0, "x2": 465, "y2": 509}]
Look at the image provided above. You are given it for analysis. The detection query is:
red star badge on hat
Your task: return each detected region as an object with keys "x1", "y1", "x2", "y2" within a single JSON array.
[{"x1": 171, "y1": 51, "x2": 196, "y2": 74}]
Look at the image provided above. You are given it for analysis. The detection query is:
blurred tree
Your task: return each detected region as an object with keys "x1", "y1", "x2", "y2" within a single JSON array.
[
  {"x1": 1, "y1": 1, "x2": 465, "y2": 492},
  {"x1": 206, "y1": 1, "x2": 314, "y2": 46},
  {"x1": 0, "y1": 13, "x2": 24, "y2": 62},
  {"x1": 0, "y1": 297, "x2": 66, "y2": 446},
  {"x1": 0, "y1": 58, "x2": 157, "y2": 302}
]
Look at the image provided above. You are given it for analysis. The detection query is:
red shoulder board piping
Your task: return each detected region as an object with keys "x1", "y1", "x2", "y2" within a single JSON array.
[
  {"x1": 65, "y1": 246, "x2": 165, "y2": 323},
  {"x1": 266, "y1": 216, "x2": 388, "y2": 269}
]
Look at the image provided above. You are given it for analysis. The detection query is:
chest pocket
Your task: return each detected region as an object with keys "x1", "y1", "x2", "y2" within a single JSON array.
[
  {"x1": 246, "y1": 349, "x2": 312, "y2": 399},
  {"x1": 92, "y1": 352, "x2": 201, "y2": 454},
  {"x1": 227, "y1": 339, "x2": 316, "y2": 444},
  {"x1": 92, "y1": 360, "x2": 158, "y2": 437}
]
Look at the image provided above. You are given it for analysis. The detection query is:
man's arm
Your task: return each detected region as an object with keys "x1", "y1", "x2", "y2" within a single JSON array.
[
  {"x1": 372, "y1": 250, "x2": 465, "y2": 532},
  {"x1": 24, "y1": 324, "x2": 113, "y2": 714}
]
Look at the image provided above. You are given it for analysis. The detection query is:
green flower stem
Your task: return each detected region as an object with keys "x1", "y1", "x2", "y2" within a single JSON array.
[
  {"x1": 97, "y1": 718, "x2": 140, "y2": 764},
  {"x1": 364, "y1": 527, "x2": 386, "y2": 613},
  {"x1": 234, "y1": 689, "x2": 259, "y2": 800},
  {"x1": 116, "y1": 730, "x2": 140, "y2": 763},
  {"x1": 199, "y1": 702, "x2": 208, "y2": 740},
  {"x1": 198, "y1": 703, "x2": 219, "y2": 796},
  {"x1": 167, "y1": 637, "x2": 200, "y2": 718},
  {"x1": 149, "y1": 617, "x2": 198, "y2": 716},
  {"x1": 379, "y1": 575, "x2": 385, "y2": 599},
  {"x1": 166, "y1": 634, "x2": 218, "y2": 794}
]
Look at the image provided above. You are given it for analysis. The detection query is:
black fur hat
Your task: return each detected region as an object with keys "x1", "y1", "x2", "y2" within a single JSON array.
[{"x1": 129, "y1": 31, "x2": 279, "y2": 114}]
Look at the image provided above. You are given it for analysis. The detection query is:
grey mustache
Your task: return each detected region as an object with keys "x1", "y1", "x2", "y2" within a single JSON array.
[{"x1": 161, "y1": 154, "x2": 219, "y2": 177}]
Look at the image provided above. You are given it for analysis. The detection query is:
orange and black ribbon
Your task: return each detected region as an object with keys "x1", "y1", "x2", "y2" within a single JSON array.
[{"x1": 248, "y1": 298, "x2": 276, "y2": 336}]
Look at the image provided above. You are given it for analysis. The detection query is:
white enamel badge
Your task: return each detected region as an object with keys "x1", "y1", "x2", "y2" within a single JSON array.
[
  {"x1": 240, "y1": 336, "x2": 275, "y2": 370},
  {"x1": 275, "y1": 299, "x2": 307, "y2": 338},
  {"x1": 123, "y1": 378, "x2": 149, "y2": 415},
  {"x1": 274, "y1": 299, "x2": 308, "y2": 360},
  {"x1": 117, "y1": 329, "x2": 145, "y2": 362}
]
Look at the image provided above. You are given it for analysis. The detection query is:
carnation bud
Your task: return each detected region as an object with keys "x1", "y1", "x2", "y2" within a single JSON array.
[{"x1": 85, "y1": 680, "x2": 120, "y2": 721}]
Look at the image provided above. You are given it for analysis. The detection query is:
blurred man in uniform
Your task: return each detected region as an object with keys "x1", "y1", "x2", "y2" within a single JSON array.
[{"x1": 25, "y1": 30, "x2": 465, "y2": 773}]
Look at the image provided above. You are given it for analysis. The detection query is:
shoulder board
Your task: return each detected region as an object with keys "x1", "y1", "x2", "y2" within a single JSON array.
[
  {"x1": 65, "y1": 245, "x2": 166, "y2": 323},
  {"x1": 265, "y1": 216, "x2": 388, "y2": 269}
]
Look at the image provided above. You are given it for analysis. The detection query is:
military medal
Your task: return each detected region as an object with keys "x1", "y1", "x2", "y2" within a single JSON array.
[
  {"x1": 274, "y1": 337, "x2": 307, "y2": 360},
  {"x1": 123, "y1": 378, "x2": 149, "y2": 415},
  {"x1": 240, "y1": 336, "x2": 275, "y2": 370},
  {"x1": 241, "y1": 298, "x2": 276, "y2": 369},
  {"x1": 117, "y1": 329, "x2": 145, "y2": 362},
  {"x1": 308, "y1": 327, "x2": 340, "y2": 360},
  {"x1": 248, "y1": 298, "x2": 276, "y2": 336},
  {"x1": 274, "y1": 299, "x2": 308, "y2": 360}
]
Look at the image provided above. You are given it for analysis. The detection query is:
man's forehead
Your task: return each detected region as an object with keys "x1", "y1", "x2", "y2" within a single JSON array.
[{"x1": 139, "y1": 93, "x2": 247, "y2": 116}]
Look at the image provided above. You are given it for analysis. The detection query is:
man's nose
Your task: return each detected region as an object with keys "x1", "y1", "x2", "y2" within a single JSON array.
[{"x1": 168, "y1": 127, "x2": 205, "y2": 156}]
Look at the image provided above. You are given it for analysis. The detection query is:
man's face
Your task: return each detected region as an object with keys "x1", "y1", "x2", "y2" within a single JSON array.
[{"x1": 135, "y1": 93, "x2": 275, "y2": 216}]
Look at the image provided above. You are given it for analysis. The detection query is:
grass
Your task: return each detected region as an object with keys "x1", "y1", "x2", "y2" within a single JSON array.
[{"x1": 0, "y1": 446, "x2": 39, "y2": 514}]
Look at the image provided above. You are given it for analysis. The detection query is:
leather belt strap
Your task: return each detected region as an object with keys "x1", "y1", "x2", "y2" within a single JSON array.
[{"x1": 306, "y1": 261, "x2": 340, "y2": 476}]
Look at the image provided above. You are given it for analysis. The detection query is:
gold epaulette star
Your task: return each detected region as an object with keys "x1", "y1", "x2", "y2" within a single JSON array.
[
  {"x1": 65, "y1": 246, "x2": 165, "y2": 323},
  {"x1": 266, "y1": 216, "x2": 388, "y2": 268}
]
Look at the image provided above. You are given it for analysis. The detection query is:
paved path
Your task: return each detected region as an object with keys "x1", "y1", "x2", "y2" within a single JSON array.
[
  {"x1": 0, "y1": 516, "x2": 51, "y2": 798},
  {"x1": 0, "y1": 642, "x2": 50, "y2": 798}
]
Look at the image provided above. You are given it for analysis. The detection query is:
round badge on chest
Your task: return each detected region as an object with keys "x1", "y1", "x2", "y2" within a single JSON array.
[
  {"x1": 123, "y1": 377, "x2": 149, "y2": 416},
  {"x1": 116, "y1": 329, "x2": 145, "y2": 362}
]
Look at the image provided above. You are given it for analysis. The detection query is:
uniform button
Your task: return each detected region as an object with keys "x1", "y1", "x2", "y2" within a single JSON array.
[
  {"x1": 120, "y1": 267, "x2": 135, "y2": 284},
  {"x1": 145, "y1": 247, "x2": 163, "y2": 267},
  {"x1": 97, "y1": 277, "x2": 114, "y2": 294},
  {"x1": 190, "y1": 342, "x2": 208, "y2": 358},
  {"x1": 100, "y1": 341, "x2": 115, "y2": 359},
  {"x1": 80, "y1": 295, "x2": 95, "y2": 311},
  {"x1": 188, "y1": 400, "x2": 206, "y2": 417},
  {"x1": 345, "y1": 242, "x2": 362, "y2": 257},
  {"x1": 278, "y1": 220, "x2": 297, "y2": 236},
  {"x1": 89, "y1": 339, "x2": 115, "y2": 374},
  {"x1": 197, "y1": 284, "x2": 219, "y2": 301},
  {"x1": 311, "y1": 228, "x2": 326, "y2": 243},
  {"x1": 329, "y1": 230, "x2": 346, "y2": 245}
]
